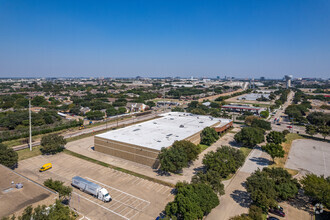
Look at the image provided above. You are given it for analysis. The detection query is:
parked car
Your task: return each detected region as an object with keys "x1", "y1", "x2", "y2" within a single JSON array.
[
  {"x1": 269, "y1": 207, "x2": 285, "y2": 217},
  {"x1": 287, "y1": 125, "x2": 292, "y2": 128},
  {"x1": 267, "y1": 217, "x2": 279, "y2": 220}
]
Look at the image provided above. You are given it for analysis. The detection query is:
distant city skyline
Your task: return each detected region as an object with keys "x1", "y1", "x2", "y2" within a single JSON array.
[{"x1": 0, "y1": 0, "x2": 329, "y2": 78}]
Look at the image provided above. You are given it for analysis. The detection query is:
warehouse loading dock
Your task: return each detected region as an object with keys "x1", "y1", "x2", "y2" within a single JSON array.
[{"x1": 94, "y1": 112, "x2": 233, "y2": 167}]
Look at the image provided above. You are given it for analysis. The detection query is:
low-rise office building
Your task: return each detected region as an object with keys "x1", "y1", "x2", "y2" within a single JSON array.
[
  {"x1": 94, "y1": 112, "x2": 232, "y2": 167},
  {"x1": 221, "y1": 104, "x2": 265, "y2": 114}
]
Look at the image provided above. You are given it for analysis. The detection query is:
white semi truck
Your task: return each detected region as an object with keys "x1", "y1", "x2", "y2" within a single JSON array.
[{"x1": 71, "y1": 176, "x2": 111, "y2": 202}]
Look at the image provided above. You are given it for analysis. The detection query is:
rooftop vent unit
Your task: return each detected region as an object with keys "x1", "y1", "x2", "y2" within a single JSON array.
[{"x1": 180, "y1": 125, "x2": 184, "y2": 128}]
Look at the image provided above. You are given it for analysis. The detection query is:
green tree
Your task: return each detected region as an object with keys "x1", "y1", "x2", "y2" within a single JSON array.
[
  {"x1": 192, "y1": 170, "x2": 225, "y2": 195},
  {"x1": 172, "y1": 106, "x2": 184, "y2": 112},
  {"x1": 106, "y1": 107, "x2": 118, "y2": 116},
  {"x1": 246, "y1": 167, "x2": 299, "y2": 211},
  {"x1": 165, "y1": 183, "x2": 219, "y2": 220},
  {"x1": 44, "y1": 178, "x2": 72, "y2": 200},
  {"x1": 31, "y1": 96, "x2": 48, "y2": 106},
  {"x1": 305, "y1": 125, "x2": 317, "y2": 137},
  {"x1": 85, "y1": 110, "x2": 105, "y2": 120},
  {"x1": 251, "y1": 119, "x2": 271, "y2": 130},
  {"x1": 3, "y1": 200, "x2": 76, "y2": 220},
  {"x1": 146, "y1": 101, "x2": 155, "y2": 108},
  {"x1": 318, "y1": 125, "x2": 330, "y2": 140},
  {"x1": 234, "y1": 127, "x2": 265, "y2": 147},
  {"x1": 248, "y1": 205, "x2": 263, "y2": 220},
  {"x1": 200, "y1": 127, "x2": 219, "y2": 146},
  {"x1": 266, "y1": 131, "x2": 286, "y2": 144},
  {"x1": 172, "y1": 140, "x2": 201, "y2": 162},
  {"x1": 158, "y1": 146, "x2": 188, "y2": 173},
  {"x1": 202, "y1": 146, "x2": 245, "y2": 178},
  {"x1": 40, "y1": 134, "x2": 67, "y2": 154},
  {"x1": 158, "y1": 141, "x2": 200, "y2": 173},
  {"x1": 262, "y1": 143, "x2": 285, "y2": 163},
  {"x1": 260, "y1": 111, "x2": 269, "y2": 119},
  {"x1": 245, "y1": 115, "x2": 259, "y2": 126},
  {"x1": 0, "y1": 143, "x2": 18, "y2": 168},
  {"x1": 300, "y1": 174, "x2": 330, "y2": 208},
  {"x1": 307, "y1": 112, "x2": 330, "y2": 126}
]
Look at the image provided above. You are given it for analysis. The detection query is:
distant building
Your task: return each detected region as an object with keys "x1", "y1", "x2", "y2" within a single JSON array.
[
  {"x1": 285, "y1": 75, "x2": 293, "y2": 88},
  {"x1": 126, "y1": 102, "x2": 148, "y2": 112},
  {"x1": 221, "y1": 104, "x2": 265, "y2": 114}
]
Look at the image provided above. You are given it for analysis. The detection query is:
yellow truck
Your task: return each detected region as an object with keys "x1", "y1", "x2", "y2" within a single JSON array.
[{"x1": 39, "y1": 163, "x2": 52, "y2": 172}]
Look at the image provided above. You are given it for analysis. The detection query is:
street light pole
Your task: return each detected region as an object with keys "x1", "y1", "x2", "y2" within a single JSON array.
[{"x1": 29, "y1": 98, "x2": 32, "y2": 151}]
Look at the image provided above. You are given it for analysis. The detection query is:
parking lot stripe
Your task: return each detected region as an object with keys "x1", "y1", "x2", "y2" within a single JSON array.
[
  {"x1": 85, "y1": 177, "x2": 150, "y2": 205},
  {"x1": 72, "y1": 192, "x2": 129, "y2": 220}
]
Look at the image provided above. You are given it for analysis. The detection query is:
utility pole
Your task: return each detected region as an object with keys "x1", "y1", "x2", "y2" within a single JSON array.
[{"x1": 29, "y1": 98, "x2": 32, "y2": 151}]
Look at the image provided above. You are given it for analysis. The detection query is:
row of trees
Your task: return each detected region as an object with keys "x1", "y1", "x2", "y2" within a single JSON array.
[
  {"x1": 164, "y1": 146, "x2": 246, "y2": 219},
  {"x1": 0, "y1": 110, "x2": 62, "y2": 130}
]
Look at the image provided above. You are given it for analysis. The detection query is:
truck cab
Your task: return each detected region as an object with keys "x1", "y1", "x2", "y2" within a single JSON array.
[{"x1": 98, "y1": 188, "x2": 111, "y2": 202}]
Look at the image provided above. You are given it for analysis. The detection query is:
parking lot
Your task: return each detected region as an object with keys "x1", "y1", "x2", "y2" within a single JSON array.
[
  {"x1": 16, "y1": 153, "x2": 174, "y2": 220},
  {"x1": 286, "y1": 139, "x2": 330, "y2": 177}
]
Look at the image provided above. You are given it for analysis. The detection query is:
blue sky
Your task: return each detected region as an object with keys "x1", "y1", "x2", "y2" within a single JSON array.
[{"x1": 0, "y1": 0, "x2": 329, "y2": 78}]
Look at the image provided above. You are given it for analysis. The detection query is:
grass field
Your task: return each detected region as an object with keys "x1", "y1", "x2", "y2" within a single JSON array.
[
  {"x1": 270, "y1": 133, "x2": 304, "y2": 176},
  {"x1": 199, "y1": 144, "x2": 209, "y2": 152},
  {"x1": 239, "y1": 146, "x2": 252, "y2": 158},
  {"x1": 17, "y1": 145, "x2": 42, "y2": 161}
]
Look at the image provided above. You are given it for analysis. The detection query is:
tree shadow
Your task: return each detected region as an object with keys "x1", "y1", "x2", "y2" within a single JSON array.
[
  {"x1": 285, "y1": 189, "x2": 314, "y2": 214},
  {"x1": 154, "y1": 169, "x2": 172, "y2": 176},
  {"x1": 230, "y1": 190, "x2": 252, "y2": 208},
  {"x1": 229, "y1": 140, "x2": 240, "y2": 147},
  {"x1": 193, "y1": 166, "x2": 205, "y2": 174},
  {"x1": 249, "y1": 157, "x2": 270, "y2": 166}
]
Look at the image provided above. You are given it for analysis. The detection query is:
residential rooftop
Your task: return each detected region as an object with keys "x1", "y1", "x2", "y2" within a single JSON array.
[{"x1": 96, "y1": 112, "x2": 232, "y2": 151}]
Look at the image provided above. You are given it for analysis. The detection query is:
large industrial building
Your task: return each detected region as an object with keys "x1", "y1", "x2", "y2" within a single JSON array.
[{"x1": 94, "y1": 112, "x2": 232, "y2": 167}]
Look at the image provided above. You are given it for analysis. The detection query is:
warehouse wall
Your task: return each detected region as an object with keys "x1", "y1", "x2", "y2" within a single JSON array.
[{"x1": 94, "y1": 137, "x2": 160, "y2": 167}]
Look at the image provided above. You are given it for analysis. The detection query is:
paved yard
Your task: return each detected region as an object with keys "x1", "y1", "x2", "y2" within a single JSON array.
[
  {"x1": 16, "y1": 154, "x2": 174, "y2": 220},
  {"x1": 0, "y1": 165, "x2": 55, "y2": 218},
  {"x1": 285, "y1": 139, "x2": 330, "y2": 177}
]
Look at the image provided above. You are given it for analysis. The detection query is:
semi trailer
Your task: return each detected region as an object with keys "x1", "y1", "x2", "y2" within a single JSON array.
[{"x1": 71, "y1": 176, "x2": 111, "y2": 202}]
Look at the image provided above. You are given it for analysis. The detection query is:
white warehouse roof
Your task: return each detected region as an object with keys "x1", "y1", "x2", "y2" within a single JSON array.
[{"x1": 95, "y1": 112, "x2": 232, "y2": 151}]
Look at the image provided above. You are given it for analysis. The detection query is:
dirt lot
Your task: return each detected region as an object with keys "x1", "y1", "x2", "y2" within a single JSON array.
[
  {"x1": 285, "y1": 139, "x2": 330, "y2": 176},
  {"x1": 0, "y1": 165, "x2": 55, "y2": 218},
  {"x1": 15, "y1": 153, "x2": 174, "y2": 220}
]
